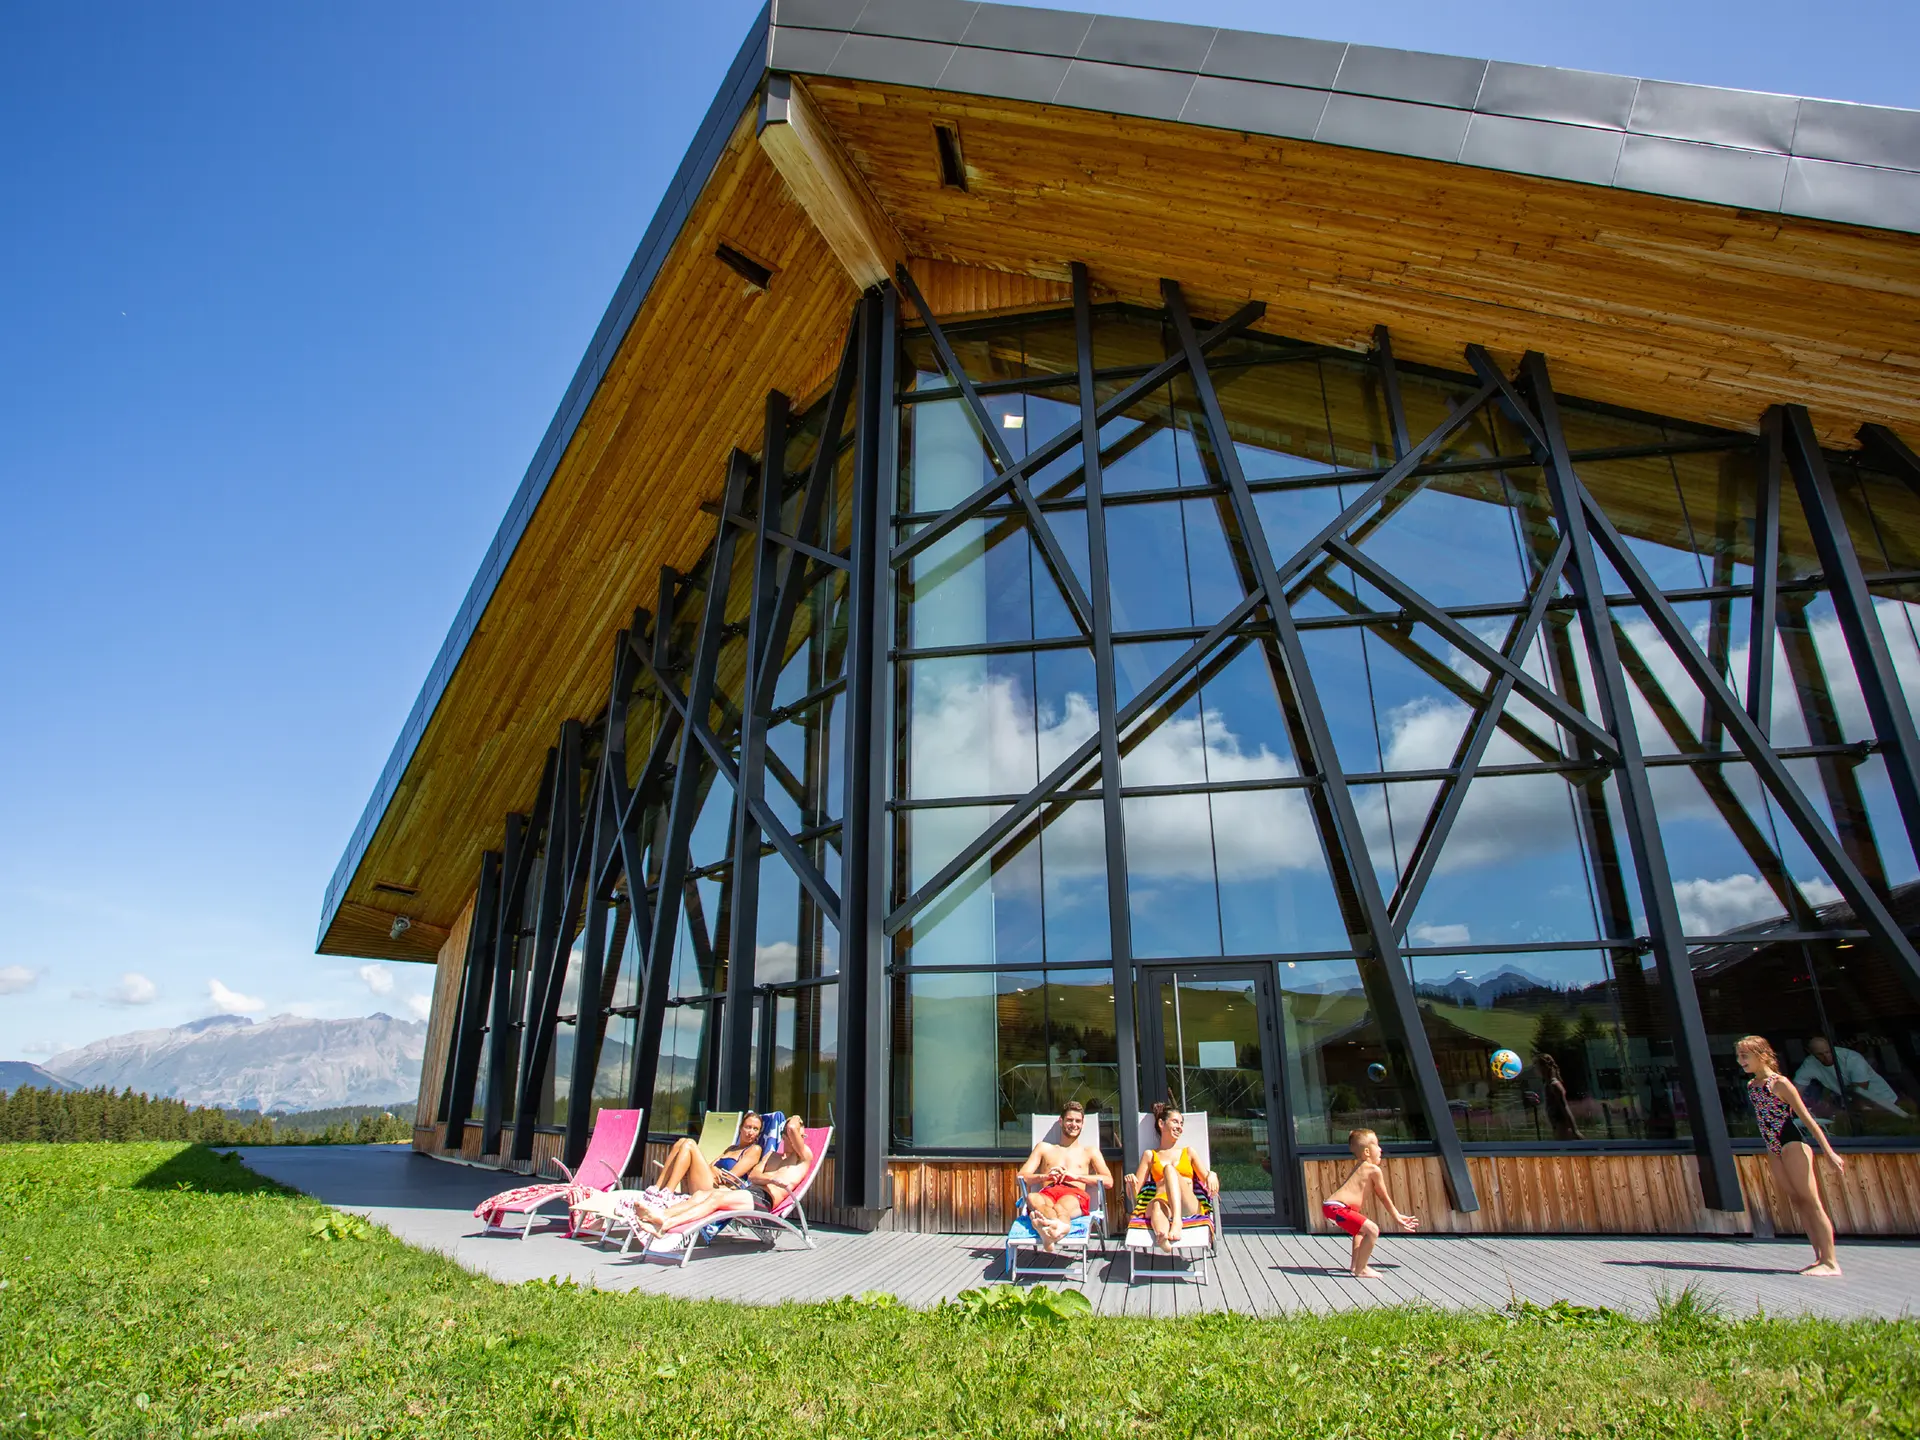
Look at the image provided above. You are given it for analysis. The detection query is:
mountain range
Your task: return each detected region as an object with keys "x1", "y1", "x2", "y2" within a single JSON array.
[
  {"x1": 36, "y1": 1013, "x2": 426, "y2": 1112},
  {"x1": 0, "y1": 1061, "x2": 78, "y2": 1095},
  {"x1": 1418, "y1": 966, "x2": 1558, "y2": 1008}
]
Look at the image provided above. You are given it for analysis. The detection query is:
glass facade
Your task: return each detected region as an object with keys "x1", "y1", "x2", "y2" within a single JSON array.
[{"x1": 439, "y1": 291, "x2": 1920, "y2": 1212}]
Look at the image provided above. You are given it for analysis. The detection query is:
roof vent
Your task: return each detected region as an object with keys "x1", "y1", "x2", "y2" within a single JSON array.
[
  {"x1": 933, "y1": 123, "x2": 967, "y2": 191},
  {"x1": 372, "y1": 881, "x2": 418, "y2": 898},
  {"x1": 715, "y1": 242, "x2": 772, "y2": 292}
]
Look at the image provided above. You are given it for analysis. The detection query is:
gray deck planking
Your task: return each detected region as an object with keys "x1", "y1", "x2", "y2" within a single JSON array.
[{"x1": 226, "y1": 1147, "x2": 1919, "y2": 1321}]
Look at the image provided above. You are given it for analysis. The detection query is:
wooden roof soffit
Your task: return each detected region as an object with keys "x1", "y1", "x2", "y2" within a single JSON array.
[{"x1": 757, "y1": 73, "x2": 905, "y2": 290}]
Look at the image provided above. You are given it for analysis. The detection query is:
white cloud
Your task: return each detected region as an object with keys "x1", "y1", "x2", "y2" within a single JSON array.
[
  {"x1": 404, "y1": 993, "x2": 432, "y2": 1021},
  {"x1": 1673, "y1": 873, "x2": 1845, "y2": 936},
  {"x1": 208, "y1": 978, "x2": 265, "y2": 1014},
  {"x1": 0, "y1": 965, "x2": 40, "y2": 996},
  {"x1": 20, "y1": 1038, "x2": 67, "y2": 1057},
  {"x1": 101, "y1": 972, "x2": 157, "y2": 1006},
  {"x1": 1409, "y1": 922, "x2": 1472, "y2": 946},
  {"x1": 358, "y1": 963, "x2": 395, "y2": 996}
]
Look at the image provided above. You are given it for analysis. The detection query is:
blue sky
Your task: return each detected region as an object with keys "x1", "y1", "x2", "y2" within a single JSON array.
[{"x1": 2, "y1": 0, "x2": 1916, "y2": 1064}]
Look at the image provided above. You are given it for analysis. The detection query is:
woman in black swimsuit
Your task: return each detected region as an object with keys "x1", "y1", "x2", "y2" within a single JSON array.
[{"x1": 1738, "y1": 1035, "x2": 1846, "y2": 1276}]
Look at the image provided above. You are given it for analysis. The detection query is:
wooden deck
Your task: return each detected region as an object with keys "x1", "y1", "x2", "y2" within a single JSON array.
[{"x1": 232, "y1": 1146, "x2": 1920, "y2": 1321}]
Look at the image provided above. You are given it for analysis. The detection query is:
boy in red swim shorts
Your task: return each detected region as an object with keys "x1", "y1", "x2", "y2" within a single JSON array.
[
  {"x1": 1322, "y1": 1128, "x2": 1419, "y2": 1278},
  {"x1": 1018, "y1": 1100, "x2": 1114, "y2": 1252}
]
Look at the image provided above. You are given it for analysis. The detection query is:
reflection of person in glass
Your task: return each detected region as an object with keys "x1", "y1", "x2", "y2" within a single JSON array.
[
  {"x1": 1532, "y1": 1053, "x2": 1583, "y2": 1141},
  {"x1": 1738, "y1": 1035, "x2": 1845, "y2": 1277},
  {"x1": 1795, "y1": 1035, "x2": 1909, "y2": 1117}
]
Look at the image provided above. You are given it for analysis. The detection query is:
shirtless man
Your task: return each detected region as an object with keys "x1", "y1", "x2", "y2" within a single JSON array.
[
  {"x1": 1018, "y1": 1101, "x2": 1113, "y2": 1252},
  {"x1": 1321, "y1": 1128, "x2": 1418, "y2": 1278}
]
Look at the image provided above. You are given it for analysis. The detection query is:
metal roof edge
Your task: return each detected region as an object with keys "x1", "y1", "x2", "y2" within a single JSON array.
[
  {"x1": 768, "y1": 0, "x2": 1920, "y2": 235},
  {"x1": 317, "y1": 4, "x2": 774, "y2": 952}
]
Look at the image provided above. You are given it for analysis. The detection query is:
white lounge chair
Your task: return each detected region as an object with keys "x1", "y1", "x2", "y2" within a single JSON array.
[
  {"x1": 570, "y1": 1109, "x2": 763, "y2": 1246},
  {"x1": 1006, "y1": 1111, "x2": 1108, "y2": 1284},
  {"x1": 1124, "y1": 1110, "x2": 1221, "y2": 1285},
  {"x1": 629, "y1": 1123, "x2": 830, "y2": 1267}
]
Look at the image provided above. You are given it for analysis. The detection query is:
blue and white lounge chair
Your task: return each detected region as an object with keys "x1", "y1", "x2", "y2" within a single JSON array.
[{"x1": 1006, "y1": 1111, "x2": 1107, "y2": 1284}]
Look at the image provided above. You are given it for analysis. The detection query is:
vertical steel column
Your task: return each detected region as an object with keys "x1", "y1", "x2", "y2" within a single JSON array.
[
  {"x1": 1072, "y1": 263, "x2": 1144, "y2": 1172},
  {"x1": 513, "y1": 721, "x2": 586, "y2": 1160},
  {"x1": 441, "y1": 849, "x2": 501, "y2": 1150},
  {"x1": 482, "y1": 777, "x2": 544, "y2": 1157},
  {"x1": 627, "y1": 454, "x2": 753, "y2": 1124},
  {"x1": 1163, "y1": 279, "x2": 1477, "y2": 1213},
  {"x1": 720, "y1": 393, "x2": 791, "y2": 1108},
  {"x1": 835, "y1": 284, "x2": 896, "y2": 1211},
  {"x1": 564, "y1": 636, "x2": 638, "y2": 1166},
  {"x1": 1748, "y1": 413, "x2": 1782, "y2": 734},
  {"x1": 1522, "y1": 352, "x2": 1741, "y2": 1209},
  {"x1": 1781, "y1": 403, "x2": 1920, "y2": 866}
]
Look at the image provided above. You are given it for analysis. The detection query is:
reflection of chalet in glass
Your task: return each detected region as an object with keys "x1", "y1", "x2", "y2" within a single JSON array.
[{"x1": 319, "y1": 1, "x2": 1920, "y2": 1235}]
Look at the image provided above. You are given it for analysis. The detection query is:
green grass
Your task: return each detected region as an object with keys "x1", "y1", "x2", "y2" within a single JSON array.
[{"x1": 3, "y1": 1143, "x2": 1918, "y2": 1438}]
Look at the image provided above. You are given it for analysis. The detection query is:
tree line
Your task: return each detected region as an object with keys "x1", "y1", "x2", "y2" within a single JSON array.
[{"x1": 0, "y1": 1087, "x2": 414, "y2": 1145}]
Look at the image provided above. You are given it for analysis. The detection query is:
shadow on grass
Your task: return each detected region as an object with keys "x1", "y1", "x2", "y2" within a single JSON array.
[{"x1": 135, "y1": 1145, "x2": 297, "y2": 1197}]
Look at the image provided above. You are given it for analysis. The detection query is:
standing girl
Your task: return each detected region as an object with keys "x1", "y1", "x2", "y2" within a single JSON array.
[{"x1": 1738, "y1": 1035, "x2": 1847, "y2": 1276}]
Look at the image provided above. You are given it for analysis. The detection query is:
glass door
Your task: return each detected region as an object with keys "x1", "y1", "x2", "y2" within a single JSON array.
[{"x1": 1139, "y1": 966, "x2": 1297, "y2": 1228}]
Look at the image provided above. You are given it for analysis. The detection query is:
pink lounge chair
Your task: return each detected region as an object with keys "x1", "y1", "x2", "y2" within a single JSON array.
[
  {"x1": 473, "y1": 1108, "x2": 643, "y2": 1239},
  {"x1": 627, "y1": 1125, "x2": 831, "y2": 1267}
]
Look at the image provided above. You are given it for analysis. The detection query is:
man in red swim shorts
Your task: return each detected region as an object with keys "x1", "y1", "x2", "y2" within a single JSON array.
[{"x1": 1018, "y1": 1100, "x2": 1114, "y2": 1252}]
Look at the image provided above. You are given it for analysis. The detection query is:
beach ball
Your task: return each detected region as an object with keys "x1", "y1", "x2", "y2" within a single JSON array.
[
  {"x1": 1366, "y1": 1063, "x2": 1387, "y2": 1083},
  {"x1": 1491, "y1": 1049, "x2": 1523, "y2": 1081}
]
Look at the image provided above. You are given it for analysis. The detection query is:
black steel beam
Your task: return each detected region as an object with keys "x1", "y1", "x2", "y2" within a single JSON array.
[
  {"x1": 720, "y1": 391, "x2": 791, "y2": 1110},
  {"x1": 1514, "y1": 350, "x2": 1741, "y2": 1209},
  {"x1": 1778, "y1": 596, "x2": 1891, "y2": 891},
  {"x1": 512, "y1": 720, "x2": 586, "y2": 1161},
  {"x1": 889, "y1": 301, "x2": 1267, "y2": 570},
  {"x1": 1859, "y1": 422, "x2": 1920, "y2": 494},
  {"x1": 482, "y1": 750, "x2": 553, "y2": 1157},
  {"x1": 1164, "y1": 277, "x2": 1478, "y2": 1213},
  {"x1": 564, "y1": 635, "x2": 640, "y2": 1167},
  {"x1": 1389, "y1": 541, "x2": 1570, "y2": 930},
  {"x1": 631, "y1": 637, "x2": 845, "y2": 927},
  {"x1": 1781, "y1": 404, "x2": 1920, "y2": 868},
  {"x1": 836, "y1": 285, "x2": 897, "y2": 1210},
  {"x1": 893, "y1": 264, "x2": 1097, "y2": 639},
  {"x1": 1579, "y1": 475, "x2": 1920, "y2": 1003},
  {"x1": 627, "y1": 452, "x2": 753, "y2": 1122},
  {"x1": 884, "y1": 589, "x2": 1265, "y2": 935},
  {"x1": 1073, "y1": 262, "x2": 1145, "y2": 1173},
  {"x1": 1748, "y1": 412, "x2": 1782, "y2": 735},
  {"x1": 440, "y1": 848, "x2": 501, "y2": 1151},
  {"x1": 1327, "y1": 536, "x2": 1621, "y2": 760}
]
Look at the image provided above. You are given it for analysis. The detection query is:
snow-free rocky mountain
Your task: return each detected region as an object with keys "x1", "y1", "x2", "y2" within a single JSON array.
[{"x1": 45, "y1": 1013, "x2": 425, "y2": 1112}]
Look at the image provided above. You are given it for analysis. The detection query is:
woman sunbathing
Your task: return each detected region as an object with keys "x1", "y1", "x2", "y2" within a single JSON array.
[
  {"x1": 652, "y1": 1111, "x2": 765, "y2": 1196},
  {"x1": 630, "y1": 1114, "x2": 813, "y2": 1238},
  {"x1": 1124, "y1": 1102, "x2": 1217, "y2": 1252}
]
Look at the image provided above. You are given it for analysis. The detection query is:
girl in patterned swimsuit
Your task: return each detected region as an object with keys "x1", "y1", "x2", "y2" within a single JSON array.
[{"x1": 1738, "y1": 1035, "x2": 1846, "y2": 1276}]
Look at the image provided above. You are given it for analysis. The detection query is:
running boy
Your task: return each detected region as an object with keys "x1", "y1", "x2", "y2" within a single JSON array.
[{"x1": 1321, "y1": 1128, "x2": 1418, "y2": 1278}]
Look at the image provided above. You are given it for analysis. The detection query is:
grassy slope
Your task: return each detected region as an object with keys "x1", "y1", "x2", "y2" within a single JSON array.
[{"x1": 0, "y1": 1144, "x2": 1915, "y2": 1439}]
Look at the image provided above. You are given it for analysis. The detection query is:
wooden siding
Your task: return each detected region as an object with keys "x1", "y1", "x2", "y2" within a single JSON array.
[
  {"x1": 411, "y1": 895, "x2": 473, "y2": 1125},
  {"x1": 1302, "y1": 1152, "x2": 1920, "y2": 1238},
  {"x1": 809, "y1": 79, "x2": 1920, "y2": 446}
]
